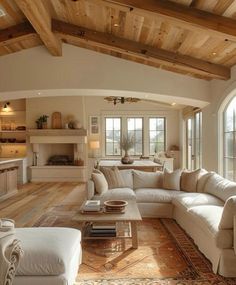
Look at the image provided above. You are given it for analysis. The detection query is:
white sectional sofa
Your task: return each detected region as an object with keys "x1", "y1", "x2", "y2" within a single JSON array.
[{"x1": 87, "y1": 168, "x2": 236, "y2": 277}]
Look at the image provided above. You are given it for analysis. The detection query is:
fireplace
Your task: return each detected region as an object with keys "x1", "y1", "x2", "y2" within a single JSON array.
[
  {"x1": 47, "y1": 155, "x2": 74, "y2": 165},
  {"x1": 28, "y1": 129, "x2": 87, "y2": 182}
]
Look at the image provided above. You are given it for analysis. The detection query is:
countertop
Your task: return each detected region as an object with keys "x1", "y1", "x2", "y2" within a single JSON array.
[{"x1": 0, "y1": 158, "x2": 25, "y2": 165}]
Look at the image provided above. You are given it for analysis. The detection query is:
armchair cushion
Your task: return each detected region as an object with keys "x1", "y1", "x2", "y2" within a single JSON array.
[
  {"x1": 163, "y1": 169, "x2": 181, "y2": 191},
  {"x1": 15, "y1": 227, "x2": 81, "y2": 276}
]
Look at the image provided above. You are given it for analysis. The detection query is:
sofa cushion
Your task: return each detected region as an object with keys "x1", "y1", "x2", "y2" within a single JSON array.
[
  {"x1": 16, "y1": 227, "x2": 81, "y2": 276},
  {"x1": 188, "y1": 205, "x2": 233, "y2": 249},
  {"x1": 133, "y1": 170, "x2": 163, "y2": 190},
  {"x1": 163, "y1": 169, "x2": 181, "y2": 191},
  {"x1": 119, "y1": 169, "x2": 133, "y2": 189},
  {"x1": 135, "y1": 188, "x2": 184, "y2": 203},
  {"x1": 91, "y1": 172, "x2": 108, "y2": 195},
  {"x1": 196, "y1": 170, "x2": 214, "y2": 193},
  {"x1": 204, "y1": 173, "x2": 236, "y2": 201},
  {"x1": 173, "y1": 193, "x2": 224, "y2": 211},
  {"x1": 180, "y1": 169, "x2": 201, "y2": 192},
  {"x1": 100, "y1": 167, "x2": 125, "y2": 189},
  {"x1": 93, "y1": 187, "x2": 136, "y2": 202},
  {"x1": 219, "y1": 196, "x2": 236, "y2": 229}
]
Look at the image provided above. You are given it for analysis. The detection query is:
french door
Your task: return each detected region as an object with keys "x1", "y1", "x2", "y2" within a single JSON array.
[{"x1": 186, "y1": 112, "x2": 202, "y2": 170}]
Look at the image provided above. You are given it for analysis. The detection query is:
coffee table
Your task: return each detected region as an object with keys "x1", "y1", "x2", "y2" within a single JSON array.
[{"x1": 73, "y1": 201, "x2": 142, "y2": 249}]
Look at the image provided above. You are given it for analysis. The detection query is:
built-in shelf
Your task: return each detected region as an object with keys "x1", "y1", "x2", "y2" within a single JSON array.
[
  {"x1": 30, "y1": 165, "x2": 86, "y2": 169},
  {"x1": 0, "y1": 143, "x2": 26, "y2": 145},
  {"x1": 0, "y1": 130, "x2": 26, "y2": 133},
  {"x1": 28, "y1": 128, "x2": 87, "y2": 136}
]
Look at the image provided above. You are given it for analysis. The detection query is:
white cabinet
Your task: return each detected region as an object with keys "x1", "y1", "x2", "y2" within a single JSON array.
[
  {"x1": 0, "y1": 171, "x2": 7, "y2": 196},
  {"x1": 0, "y1": 166, "x2": 18, "y2": 200}
]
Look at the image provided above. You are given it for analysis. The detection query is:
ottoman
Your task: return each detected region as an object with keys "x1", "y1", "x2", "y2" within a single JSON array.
[{"x1": 13, "y1": 227, "x2": 82, "y2": 285}]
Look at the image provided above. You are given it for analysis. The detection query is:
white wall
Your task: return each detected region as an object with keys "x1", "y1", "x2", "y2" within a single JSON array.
[{"x1": 0, "y1": 44, "x2": 210, "y2": 107}]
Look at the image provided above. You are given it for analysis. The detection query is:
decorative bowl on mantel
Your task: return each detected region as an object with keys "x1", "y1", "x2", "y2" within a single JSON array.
[{"x1": 104, "y1": 200, "x2": 128, "y2": 213}]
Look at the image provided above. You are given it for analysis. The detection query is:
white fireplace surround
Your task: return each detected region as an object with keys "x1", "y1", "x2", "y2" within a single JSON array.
[{"x1": 28, "y1": 129, "x2": 87, "y2": 182}]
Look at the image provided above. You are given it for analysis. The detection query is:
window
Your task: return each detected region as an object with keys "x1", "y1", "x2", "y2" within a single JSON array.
[
  {"x1": 223, "y1": 97, "x2": 236, "y2": 181},
  {"x1": 127, "y1": 118, "x2": 143, "y2": 156},
  {"x1": 149, "y1": 118, "x2": 166, "y2": 155},
  {"x1": 186, "y1": 111, "x2": 202, "y2": 170},
  {"x1": 105, "y1": 117, "x2": 121, "y2": 156},
  {"x1": 104, "y1": 115, "x2": 167, "y2": 157}
]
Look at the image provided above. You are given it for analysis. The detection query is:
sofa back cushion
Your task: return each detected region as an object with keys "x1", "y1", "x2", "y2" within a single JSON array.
[
  {"x1": 100, "y1": 167, "x2": 125, "y2": 189},
  {"x1": 163, "y1": 169, "x2": 181, "y2": 191},
  {"x1": 219, "y1": 196, "x2": 236, "y2": 229},
  {"x1": 204, "y1": 173, "x2": 236, "y2": 202},
  {"x1": 196, "y1": 170, "x2": 214, "y2": 193},
  {"x1": 133, "y1": 170, "x2": 163, "y2": 190},
  {"x1": 180, "y1": 169, "x2": 201, "y2": 192},
  {"x1": 91, "y1": 171, "x2": 108, "y2": 194},
  {"x1": 119, "y1": 169, "x2": 133, "y2": 189}
]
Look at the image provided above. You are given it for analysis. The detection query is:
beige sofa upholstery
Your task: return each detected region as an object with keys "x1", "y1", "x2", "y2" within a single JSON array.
[
  {"x1": 87, "y1": 169, "x2": 236, "y2": 277},
  {"x1": 13, "y1": 227, "x2": 82, "y2": 285}
]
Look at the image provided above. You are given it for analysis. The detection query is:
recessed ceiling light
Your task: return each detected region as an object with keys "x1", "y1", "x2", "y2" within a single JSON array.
[
  {"x1": 212, "y1": 52, "x2": 217, "y2": 56},
  {"x1": 37, "y1": 92, "x2": 41, "y2": 95},
  {"x1": 114, "y1": 23, "x2": 119, "y2": 27},
  {"x1": 0, "y1": 9, "x2": 6, "y2": 17},
  {"x1": 171, "y1": 102, "x2": 176, "y2": 106}
]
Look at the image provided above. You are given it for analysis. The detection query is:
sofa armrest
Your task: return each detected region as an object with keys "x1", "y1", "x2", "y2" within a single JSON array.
[{"x1": 87, "y1": 179, "x2": 95, "y2": 200}]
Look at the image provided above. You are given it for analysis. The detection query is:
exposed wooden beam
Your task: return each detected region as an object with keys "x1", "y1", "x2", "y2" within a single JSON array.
[
  {"x1": 52, "y1": 19, "x2": 230, "y2": 80},
  {"x1": 14, "y1": 0, "x2": 61, "y2": 56},
  {"x1": 105, "y1": 0, "x2": 236, "y2": 42},
  {"x1": 0, "y1": 22, "x2": 36, "y2": 45}
]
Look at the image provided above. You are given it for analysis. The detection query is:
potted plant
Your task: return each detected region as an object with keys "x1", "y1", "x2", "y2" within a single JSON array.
[
  {"x1": 120, "y1": 134, "x2": 134, "y2": 164},
  {"x1": 35, "y1": 115, "x2": 49, "y2": 129}
]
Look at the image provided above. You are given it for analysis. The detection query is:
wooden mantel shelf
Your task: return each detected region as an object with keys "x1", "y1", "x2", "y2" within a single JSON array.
[{"x1": 27, "y1": 129, "x2": 87, "y2": 136}]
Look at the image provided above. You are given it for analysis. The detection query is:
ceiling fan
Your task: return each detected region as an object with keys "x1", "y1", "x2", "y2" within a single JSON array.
[{"x1": 104, "y1": 96, "x2": 175, "y2": 107}]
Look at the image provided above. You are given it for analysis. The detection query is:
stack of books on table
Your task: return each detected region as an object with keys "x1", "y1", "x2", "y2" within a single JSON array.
[
  {"x1": 82, "y1": 200, "x2": 101, "y2": 212},
  {"x1": 89, "y1": 223, "x2": 116, "y2": 237}
]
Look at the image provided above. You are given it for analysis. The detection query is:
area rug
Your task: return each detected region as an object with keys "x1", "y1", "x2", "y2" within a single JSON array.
[{"x1": 33, "y1": 204, "x2": 236, "y2": 285}]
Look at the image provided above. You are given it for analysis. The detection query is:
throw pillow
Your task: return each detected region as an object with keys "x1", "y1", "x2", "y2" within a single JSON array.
[
  {"x1": 163, "y1": 169, "x2": 181, "y2": 191},
  {"x1": 196, "y1": 169, "x2": 214, "y2": 193},
  {"x1": 180, "y1": 169, "x2": 201, "y2": 192},
  {"x1": 100, "y1": 167, "x2": 125, "y2": 189},
  {"x1": 219, "y1": 195, "x2": 236, "y2": 229},
  {"x1": 133, "y1": 170, "x2": 163, "y2": 190},
  {"x1": 119, "y1": 169, "x2": 134, "y2": 189},
  {"x1": 91, "y1": 172, "x2": 108, "y2": 195}
]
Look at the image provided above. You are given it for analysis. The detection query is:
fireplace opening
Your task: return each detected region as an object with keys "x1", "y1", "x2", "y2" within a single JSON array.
[{"x1": 47, "y1": 155, "x2": 74, "y2": 166}]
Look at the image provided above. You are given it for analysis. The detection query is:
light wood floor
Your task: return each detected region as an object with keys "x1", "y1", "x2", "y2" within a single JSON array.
[{"x1": 0, "y1": 182, "x2": 86, "y2": 227}]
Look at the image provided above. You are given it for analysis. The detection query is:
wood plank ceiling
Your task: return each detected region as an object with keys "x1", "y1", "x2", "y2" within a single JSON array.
[{"x1": 1, "y1": 0, "x2": 236, "y2": 80}]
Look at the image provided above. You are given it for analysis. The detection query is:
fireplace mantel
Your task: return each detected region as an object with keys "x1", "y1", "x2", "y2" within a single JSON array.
[
  {"x1": 28, "y1": 129, "x2": 87, "y2": 136},
  {"x1": 28, "y1": 129, "x2": 87, "y2": 144}
]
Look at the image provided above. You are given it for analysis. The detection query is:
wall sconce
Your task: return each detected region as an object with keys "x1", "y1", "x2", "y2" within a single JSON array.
[{"x1": 3, "y1": 102, "x2": 10, "y2": 112}]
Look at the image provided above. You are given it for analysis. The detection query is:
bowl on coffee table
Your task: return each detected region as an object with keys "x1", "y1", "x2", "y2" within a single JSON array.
[{"x1": 104, "y1": 200, "x2": 128, "y2": 213}]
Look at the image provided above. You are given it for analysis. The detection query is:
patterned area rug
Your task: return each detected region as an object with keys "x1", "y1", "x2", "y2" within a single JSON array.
[{"x1": 33, "y1": 202, "x2": 236, "y2": 285}]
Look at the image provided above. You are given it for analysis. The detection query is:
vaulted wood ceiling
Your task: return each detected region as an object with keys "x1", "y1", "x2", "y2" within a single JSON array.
[{"x1": 2, "y1": 0, "x2": 236, "y2": 80}]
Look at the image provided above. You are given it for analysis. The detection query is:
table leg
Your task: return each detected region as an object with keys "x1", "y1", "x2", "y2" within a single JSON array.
[{"x1": 131, "y1": 221, "x2": 138, "y2": 249}]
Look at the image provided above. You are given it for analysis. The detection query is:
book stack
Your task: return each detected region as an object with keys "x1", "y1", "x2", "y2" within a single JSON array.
[
  {"x1": 83, "y1": 200, "x2": 101, "y2": 212},
  {"x1": 89, "y1": 223, "x2": 116, "y2": 237}
]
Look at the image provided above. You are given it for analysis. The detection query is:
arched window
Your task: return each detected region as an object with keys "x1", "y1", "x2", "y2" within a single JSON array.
[{"x1": 223, "y1": 96, "x2": 236, "y2": 181}]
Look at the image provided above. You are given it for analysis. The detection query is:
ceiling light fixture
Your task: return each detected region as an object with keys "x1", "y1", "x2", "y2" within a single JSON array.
[
  {"x1": 113, "y1": 23, "x2": 119, "y2": 27},
  {"x1": 171, "y1": 102, "x2": 176, "y2": 106},
  {"x1": 104, "y1": 96, "x2": 140, "y2": 105},
  {"x1": 212, "y1": 52, "x2": 217, "y2": 56}
]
